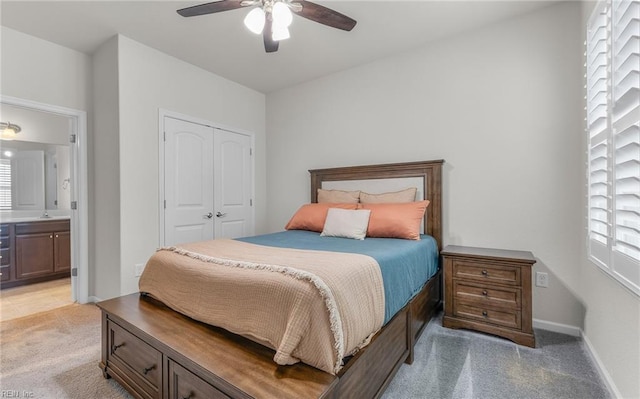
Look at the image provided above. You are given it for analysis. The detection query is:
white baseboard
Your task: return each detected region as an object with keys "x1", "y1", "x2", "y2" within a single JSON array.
[
  {"x1": 87, "y1": 296, "x2": 102, "y2": 303},
  {"x1": 534, "y1": 318, "x2": 621, "y2": 398},
  {"x1": 581, "y1": 332, "x2": 623, "y2": 399},
  {"x1": 532, "y1": 318, "x2": 581, "y2": 337}
]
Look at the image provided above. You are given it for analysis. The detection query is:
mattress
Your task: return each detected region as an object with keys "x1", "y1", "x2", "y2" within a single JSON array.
[
  {"x1": 238, "y1": 230, "x2": 440, "y2": 323},
  {"x1": 139, "y1": 231, "x2": 438, "y2": 374}
]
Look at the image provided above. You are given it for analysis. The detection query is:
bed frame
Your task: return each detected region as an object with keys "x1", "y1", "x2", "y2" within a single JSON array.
[{"x1": 98, "y1": 159, "x2": 444, "y2": 399}]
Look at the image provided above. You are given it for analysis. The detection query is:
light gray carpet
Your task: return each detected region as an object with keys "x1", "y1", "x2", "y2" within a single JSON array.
[
  {"x1": 382, "y1": 313, "x2": 611, "y2": 399},
  {"x1": 0, "y1": 304, "x2": 610, "y2": 399},
  {"x1": 0, "y1": 303, "x2": 132, "y2": 399}
]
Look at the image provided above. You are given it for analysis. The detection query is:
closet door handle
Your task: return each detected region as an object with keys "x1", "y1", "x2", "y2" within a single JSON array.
[
  {"x1": 216, "y1": 212, "x2": 227, "y2": 218},
  {"x1": 204, "y1": 212, "x2": 214, "y2": 219}
]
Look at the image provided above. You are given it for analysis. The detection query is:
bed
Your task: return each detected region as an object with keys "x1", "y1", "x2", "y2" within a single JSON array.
[{"x1": 98, "y1": 159, "x2": 444, "y2": 399}]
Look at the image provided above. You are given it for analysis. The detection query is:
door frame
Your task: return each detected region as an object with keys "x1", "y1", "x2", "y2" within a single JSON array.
[
  {"x1": 158, "y1": 109, "x2": 255, "y2": 246},
  {"x1": 1, "y1": 95, "x2": 89, "y2": 304}
]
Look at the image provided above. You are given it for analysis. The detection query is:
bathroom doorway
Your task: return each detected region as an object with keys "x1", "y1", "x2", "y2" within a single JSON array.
[{"x1": 0, "y1": 95, "x2": 88, "y2": 309}]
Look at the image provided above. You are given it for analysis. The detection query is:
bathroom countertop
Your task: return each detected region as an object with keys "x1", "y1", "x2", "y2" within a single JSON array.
[{"x1": 0, "y1": 215, "x2": 71, "y2": 223}]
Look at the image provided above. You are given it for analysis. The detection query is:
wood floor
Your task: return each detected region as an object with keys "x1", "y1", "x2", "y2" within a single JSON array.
[{"x1": 0, "y1": 278, "x2": 73, "y2": 322}]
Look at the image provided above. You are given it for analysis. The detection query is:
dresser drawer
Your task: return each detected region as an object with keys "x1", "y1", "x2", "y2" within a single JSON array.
[
  {"x1": 107, "y1": 320, "x2": 162, "y2": 398},
  {"x1": 452, "y1": 259, "x2": 521, "y2": 286},
  {"x1": 169, "y1": 360, "x2": 230, "y2": 399},
  {"x1": 454, "y1": 303, "x2": 521, "y2": 329},
  {"x1": 453, "y1": 281, "x2": 521, "y2": 310}
]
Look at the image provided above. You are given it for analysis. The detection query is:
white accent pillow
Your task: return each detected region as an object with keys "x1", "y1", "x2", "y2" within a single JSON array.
[{"x1": 321, "y1": 208, "x2": 371, "y2": 240}]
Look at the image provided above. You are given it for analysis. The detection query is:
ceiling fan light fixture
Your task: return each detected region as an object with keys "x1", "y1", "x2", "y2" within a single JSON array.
[
  {"x1": 177, "y1": 0, "x2": 357, "y2": 53},
  {"x1": 272, "y1": 2, "x2": 293, "y2": 27},
  {"x1": 244, "y1": 7, "x2": 265, "y2": 34},
  {"x1": 272, "y1": 25, "x2": 290, "y2": 41}
]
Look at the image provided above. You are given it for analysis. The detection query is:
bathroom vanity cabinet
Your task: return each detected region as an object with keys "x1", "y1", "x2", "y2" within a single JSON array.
[{"x1": 0, "y1": 219, "x2": 71, "y2": 289}]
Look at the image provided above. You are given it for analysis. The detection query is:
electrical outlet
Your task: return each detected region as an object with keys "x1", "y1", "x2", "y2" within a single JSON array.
[
  {"x1": 135, "y1": 263, "x2": 145, "y2": 277},
  {"x1": 535, "y1": 272, "x2": 548, "y2": 288}
]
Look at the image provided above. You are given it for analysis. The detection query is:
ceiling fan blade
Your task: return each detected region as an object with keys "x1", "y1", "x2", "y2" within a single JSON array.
[
  {"x1": 263, "y1": 15, "x2": 279, "y2": 53},
  {"x1": 177, "y1": 0, "x2": 248, "y2": 17},
  {"x1": 294, "y1": 1, "x2": 356, "y2": 31}
]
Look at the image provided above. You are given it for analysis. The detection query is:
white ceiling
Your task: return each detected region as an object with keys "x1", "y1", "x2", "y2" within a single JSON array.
[{"x1": 1, "y1": 1, "x2": 556, "y2": 93}]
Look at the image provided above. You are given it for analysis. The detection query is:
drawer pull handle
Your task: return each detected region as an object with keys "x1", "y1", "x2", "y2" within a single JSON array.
[
  {"x1": 482, "y1": 311, "x2": 488, "y2": 317},
  {"x1": 182, "y1": 394, "x2": 194, "y2": 399},
  {"x1": 112, "y1": 343, "x2": 125, "y2": 352},
  {"x1": 482, "y1": 290, "x2": 488, "y2": 296},
  {"x1": 143, "y1": 365, "x2": 155, "y2": 375},
  {"x1": 481, "y1": 270, "x2": 488, "y2": 276}
]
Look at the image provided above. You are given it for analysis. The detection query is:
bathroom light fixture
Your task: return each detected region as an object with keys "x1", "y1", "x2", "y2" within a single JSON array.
[{"x1": 0, "y1": 122, "x2": 21, "y2": 140}]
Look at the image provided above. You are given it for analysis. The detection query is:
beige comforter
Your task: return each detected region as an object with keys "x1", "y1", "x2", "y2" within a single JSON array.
[{"x1": 138, "y1": 239, "x2": 385, "y2": 374}]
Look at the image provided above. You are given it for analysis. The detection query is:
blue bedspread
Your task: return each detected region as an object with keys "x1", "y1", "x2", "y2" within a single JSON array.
[{"x1": 237, "y1": 230, "x2": 439, "y2": 323}]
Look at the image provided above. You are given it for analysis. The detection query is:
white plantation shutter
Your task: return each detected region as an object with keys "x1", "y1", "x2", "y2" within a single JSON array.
[
  {"x1": 0, "y1": 159, "x2": 11, "y2": 210},
  {"x1": 587, "y1": 2, "x2": 611, "y2": 266},
  {"x1": 587, "y1": 0, "x2": 640, "y2": 296}
]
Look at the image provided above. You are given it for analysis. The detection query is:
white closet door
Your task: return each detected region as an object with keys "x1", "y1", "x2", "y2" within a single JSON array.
[
  {"x1": 164, "y1": 117, "x2": 215, "y2": 246},
  {"x1": 213, "y1": 129, "x2": 253, "y2": 239}
]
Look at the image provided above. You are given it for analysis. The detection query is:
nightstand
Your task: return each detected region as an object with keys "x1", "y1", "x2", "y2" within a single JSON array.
[{"x1": 442, "y1": 245, "x2": 536, "y2": 347}]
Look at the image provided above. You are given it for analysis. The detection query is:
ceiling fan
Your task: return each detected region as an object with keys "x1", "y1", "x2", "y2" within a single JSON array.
[{"x1": 177, "y1": 0, "x2": 357, "y2": 53}]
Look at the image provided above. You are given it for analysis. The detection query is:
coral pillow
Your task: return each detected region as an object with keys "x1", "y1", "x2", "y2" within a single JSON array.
[
  {"x1": 285, "y1": 203, "x2": 359, "y2": 232},
  {"x1": 361, "y1": 200, "x2": 430, "y2": 240}
]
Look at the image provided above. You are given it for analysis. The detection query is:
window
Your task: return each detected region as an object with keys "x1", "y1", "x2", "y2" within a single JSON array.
[
  {"x1": 587, "y1": 0, "x2": 640, "y2": 296},
  {"x1": 0, "y1": 158, "x2": 11, "y2": 210}
]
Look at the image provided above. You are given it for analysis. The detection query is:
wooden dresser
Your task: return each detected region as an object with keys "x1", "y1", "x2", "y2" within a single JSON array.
[{"x1": 442, "y1": 245, "x2": 536, "y2": 347}]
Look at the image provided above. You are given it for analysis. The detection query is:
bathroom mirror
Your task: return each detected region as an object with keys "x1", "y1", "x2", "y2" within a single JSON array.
[
  {"x1": 0, "y1": 140, "x2": 71, "y2": 211},
  {"x1": 0, "y1": 102, "x2": 71, "y2": 212}
]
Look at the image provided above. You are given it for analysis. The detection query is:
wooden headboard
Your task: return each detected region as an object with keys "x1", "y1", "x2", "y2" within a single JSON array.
[{"x1": 309, "y1": 160, "x2": 444, "y2": 250}]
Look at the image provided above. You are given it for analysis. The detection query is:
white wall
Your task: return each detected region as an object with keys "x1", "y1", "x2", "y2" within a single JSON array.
[
  {"x1": 116, "y1": 35, "x2": 266, "y2": 295},
  {"x1": 92, "y1": 36, "x2": 121, "y2": 300},
  {"x1": 578, "y1": 3, "x2": 640, "y2": 398},
  {"x1": 267, "y1": 3, "x2": 585, "y2": 327},
  {"x1": 0, "y1": 27, "x2": 91, "y2": 111}
]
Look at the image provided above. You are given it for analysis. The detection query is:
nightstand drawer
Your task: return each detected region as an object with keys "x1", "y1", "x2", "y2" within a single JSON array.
[
  {"x1": 453, "y1": 260, "x2": 521, "y2": 286},
  {"x1": 454, "y1": 303, "x2": 521, "y2": 330},
  {"x1": 453, "y1": 281, "x2": 521, "y2": 310}
]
